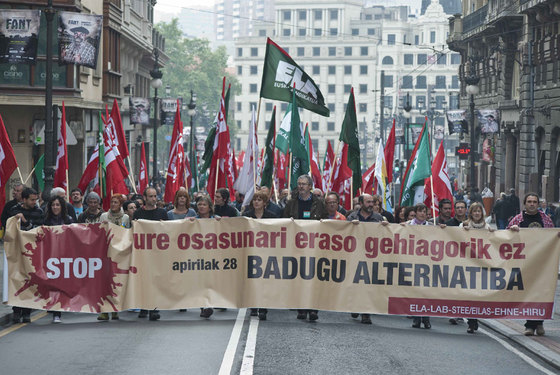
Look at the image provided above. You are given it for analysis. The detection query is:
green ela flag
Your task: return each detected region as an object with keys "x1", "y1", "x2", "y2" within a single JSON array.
[
  {"x1": 202, "y1": 85, "x2": 230, "y2": 172},
  {"x1": 275, "y1": 102, "x2": 292, "y2": 154},
  {"x1": 338, "y1": 89, "x2": 361, "y2": 195},
  {"x1": 289, "y1": 88, "x2": 309, "y2": 190},
  {"x1": 400, "y1": 122, "x2": 431, "y2": 206},
  {"x1": 34, "y1": 154, "x2": 45, "y2": 191},
  {"x1": 260, "y1": 38, "x2": 329, "y2": 117},
  {"x1": 260, "y1": 107, "x2": 276, "y2": 188}
]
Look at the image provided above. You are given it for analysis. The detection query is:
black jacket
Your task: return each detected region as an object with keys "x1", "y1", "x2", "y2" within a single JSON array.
[{"x1": 8, "y1": 204, "x2": 44, "y2": 230}]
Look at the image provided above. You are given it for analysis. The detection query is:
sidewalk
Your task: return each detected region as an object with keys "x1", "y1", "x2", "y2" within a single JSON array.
[{"x1": 1, "y1": 243, "x2": 560, "y2": 369}]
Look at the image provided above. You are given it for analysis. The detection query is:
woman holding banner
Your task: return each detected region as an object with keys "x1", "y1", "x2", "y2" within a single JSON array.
[
  {"x1": 243, "y1": 190, "x2": 277, "y2": 320},
  {"x1": 43, "y1": 196, "x2": 74, "y2": 323},
  {"x1": 459, "y1": 202, "x2": 494, "y2": 334},
  {"x1": 167, "y1": 189, "x2": 196, "y2": 220}
]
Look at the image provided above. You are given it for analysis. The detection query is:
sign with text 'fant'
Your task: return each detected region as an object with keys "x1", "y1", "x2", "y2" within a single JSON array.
[{"x1": 4, "y1": 217, "x2": 559, "y2": 319}]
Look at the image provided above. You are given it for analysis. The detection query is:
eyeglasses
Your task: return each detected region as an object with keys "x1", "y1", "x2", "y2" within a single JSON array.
[{"x1": 297, "y1": 183, "x2": 309, "y2": 186}]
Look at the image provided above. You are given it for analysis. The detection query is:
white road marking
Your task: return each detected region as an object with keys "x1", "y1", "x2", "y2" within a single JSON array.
[
  {"x1": 240, "y1": 316, "x2": 259, "y2": 375},
  {"x1": 218, "y1": 308, "x2": 247, "y2": 375},
  {"x1": 480, "y1": 327, "x2": 556, "y2": 375}
]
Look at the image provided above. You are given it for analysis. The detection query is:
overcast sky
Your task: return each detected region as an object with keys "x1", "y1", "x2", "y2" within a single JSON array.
[{"x1": 155, "y1": 0, "x2": 424, "y2": 15}]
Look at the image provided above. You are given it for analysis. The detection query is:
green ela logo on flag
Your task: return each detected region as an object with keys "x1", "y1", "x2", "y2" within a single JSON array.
[{"x1": 274, "y1": 61, "x2": 319, "y2": 105}]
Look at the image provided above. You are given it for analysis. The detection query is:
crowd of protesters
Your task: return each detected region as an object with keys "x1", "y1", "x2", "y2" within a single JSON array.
[{"x1": 0, "y1": 177, "x2": 557, "y2": 337}]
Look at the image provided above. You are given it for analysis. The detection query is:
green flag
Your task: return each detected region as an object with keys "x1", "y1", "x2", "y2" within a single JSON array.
[
  {"x1": 289, "y1": 88, "x2": 309, "y2": 190},
  {"x1": 202, "y1": 85, "x2": 230, "y2": 172},
  {"x1": 275, "y1": 103, "x2": 292, "y2": 154},
  {"x1": 260, "y1": 107, "x2": 276, "y2": 188},
  {"x1": 34, "y1": 154, "x2": 45, "y2": 191},
  {"x1": 338, "y1": 89, "x2": 361, "y2": 195},
  {"x1": 400, "y1": 122, "x2": 431, "y2": 206},
  {"x1": 260, "y1": 38, "x2": 329, "y2": 117}
]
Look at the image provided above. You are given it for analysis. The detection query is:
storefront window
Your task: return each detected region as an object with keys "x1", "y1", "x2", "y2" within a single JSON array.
[{"x1": 0, "y1": 63, "x2": 30, "y2": 85}]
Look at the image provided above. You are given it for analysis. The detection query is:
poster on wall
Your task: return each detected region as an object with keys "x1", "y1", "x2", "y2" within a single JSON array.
[
  {"x1": 161, "y1": 98, "x2": 182, "y2": 126},
  {"x1": 0, "y1": 10, "x2": 41, "y2": 64},
  {"x1": 58, "y1": 12, "x2": 102, "y2": 69},
  {"x1": 130, "y1": 97, "x2": 151, "y2": 125},
  {"x1": 477, "y1": 109, "x2": 500, "y2": 134},
  {"x1": 446, "y1": 110, "x2": 468, "y2": 134}
]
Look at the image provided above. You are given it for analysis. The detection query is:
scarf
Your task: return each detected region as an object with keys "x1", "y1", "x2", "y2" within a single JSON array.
[
  {"x1": 466, "y1": 220, "x2": 486, "y2": 229},
  {"x1": 107, "y1": 208, "x2": 125, "y2": 225}
]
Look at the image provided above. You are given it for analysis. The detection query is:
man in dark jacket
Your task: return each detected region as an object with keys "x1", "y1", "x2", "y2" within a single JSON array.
[
  {"x1": 8, "y1": 187, "x2": 43, "y2": 323},
  {"x1": 347, "y1": 194, "x2": 384, "y2": 324},
  {"x1": 1, "y1": 182, "x2": 23, "y2": 232},
  {"x1": 214, "y1": 188, "x2": 239, "y2": 217},
  {"x1": 283, "y1": 175, "x2": 327, "y2": 321},
  {"x1": 492, "y1": 193, "x2": 509, "y2": 229}
]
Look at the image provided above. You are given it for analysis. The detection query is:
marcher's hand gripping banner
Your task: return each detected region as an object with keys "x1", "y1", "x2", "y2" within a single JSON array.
[{"x1": 4, "y1": 217, "x2": 560, "y2": 320}]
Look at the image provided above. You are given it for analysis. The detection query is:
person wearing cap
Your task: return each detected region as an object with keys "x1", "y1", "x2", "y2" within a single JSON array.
[{"x1": 62, "y1": 25, "x2": 96, "y2": 65}]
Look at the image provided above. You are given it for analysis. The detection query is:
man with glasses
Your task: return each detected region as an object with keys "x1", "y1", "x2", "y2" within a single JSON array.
[
  {"x1": 325, "y1": 192, "x2": 345, "y2": 220},
  {"x1": 283, "y1": 175, "x2": 328, "y2": 321}
]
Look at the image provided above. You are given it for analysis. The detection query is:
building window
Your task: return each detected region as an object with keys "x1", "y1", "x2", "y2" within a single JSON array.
[
  {"x1": 352, "y1": 28, "x2": 359, "y2": 36},
  {"x1": 344, "y1": 84, "x2": 351, "y2": 94},
  {"x1": 330, "y1": 28, "x2": 338, "y2": 36},
  {"x1": 383, "y1": 96, "x2": 393, "y2": 109},
  {"x1": 344, "y1": 47, "x2": 352, "y2": 56},
  {"x1": 299, "y1": 28, "x2": 306, "y2": 37},
  {"x1": 250, "y1": 65, "x2": 257, "y2": 75},
  {"x1": 435, "y1": 76, "x2": 446, "y2": 89},
  {"x1": 360, "y1": 46, "x2": 368, "y2": 56},
  {"x1": 237, "y1": 48, "x2": 243, "y2": 57},
  {"x1": 283, "y1": 28, "x2": 291, "y2": 37},
  {"x1": 451, "y1": 54, "x2": 461, "y2": 64},
  {"x1": 299, "y1": 10, "x2": 306, "y2": 20},
  {"x1": 250, "y1": 102, "x2": 257, "y2": 111},
  {"x1": 314, "y1": 28, "x2": 322, "y2": 36},
  {"x1": 265, "y1": 102, "x2": 273, "y2": 111},
  {"x1": 284, "y1": 10, "x2": 291, "y2": 21},
  {"x1": 359, "y1": 103, "x2": 367, "y2": 113},
  {"x1": 237, "y1": 121, "x2": 242, "y2": 131},
  {"x1": 251, "y1": 48, "x2": 258, "y2": 57},
  {"x1": 344, "y1": 65, "x2": 352, "y2": 74},
  {"x1": 327, "y1": 122, "x2": 335, "y2": 131},
  {"x1": 250, "y1": 84, "x2": 257, "y2": 93},
  {"x1": 360, "y1": 65, "x2": 367, "y2": 75},
  {"x1": 382, "y1": 56, "x2": 394, "y2": 65},
  {"x1": 313, "y1": 47, "x2": 320, "y2": 56},
  {"x1": 330, "y1": 9, "x2": 338, "y2": 20},
  {"x1": 297, "y1": 47, "x2": 305, "y2": 57},
  {"x1": 388, "y1": 34, "x2": 396, "y2": 45},
  {"x1": 365, "y1": 14, "x2": 372, "y2": 20},
  {"x1": 315, "y1": 10, "x2": 322, "y2": 20},
  {"x1": 328, "y1": 103, "x2": 335, "y2": 113},
  {"x1": 237, "y1": 66, "x2": 242, "y2": 75},
  {"x1": 383, "y1": 75, "x2": 393, "y2": 88},
  {"x1": 237, "y1": 102, "x2": 242, "y2": 111},
  {"x1": 328, "y1": 84, "x2": 335, "y2": 93},
  {"x1": 311, "y1": 121, "x2": 319, "y2": 131},
  {"x1": 416, "y1": 75, "x2": 426, "y2": 89},
  {"x1": 416, "y1": 95, "x2": 426, "y2": 109},
  {"x1": 367, "y1": 28, "x2": 375, "y2": 35},
  {"x1": 328, "y1": 47, "x2": 336, "y2": 56},
  {"x1": 281, "y1": 103, "x2": 288, "y2": 112},
  {"x1": 437, "y1": 54, "x2": 446, "y2": 65},
  {"x1": 328, "y1": 65, "x2": 336, "y2": 75},
  {"x1": 451, "y1": 75, "x2": 459, "y2": 89},
  {"x1": 404, "y1": 54, "x2": 413, "y2": 65},
  {"x1": 312, "y1": 65, "x2": 320, "y2": 75},
  {"x1": 430, "y1": 31, "x2": 436, "y2": 43},
  {"x1": 259, "y1": 30, "x2": 266, "y2": 37},
  {"x1": 417, "y1": 54, "x2": 427, "y2": 64},
  {"x1": 414, "y1": 35, "x2": 419, "y2": 45},
  {"x1": 402, "y1": 76, "x2": 413, "y2": 89},
  {"x1": 359, "y1": 84, "x2": 367, "y2": 94}
]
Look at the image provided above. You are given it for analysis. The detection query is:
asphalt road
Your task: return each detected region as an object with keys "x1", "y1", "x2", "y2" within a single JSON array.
[{"x1": 0, "y1": 309, "x2": 556, "y2": 375}]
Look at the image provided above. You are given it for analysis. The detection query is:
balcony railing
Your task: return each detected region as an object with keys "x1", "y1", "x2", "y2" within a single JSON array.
[{"x1": 463, "y1": 4, "x2": 488, "y2": 34}]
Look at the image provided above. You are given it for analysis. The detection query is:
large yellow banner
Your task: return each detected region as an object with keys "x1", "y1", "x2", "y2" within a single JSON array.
[{"x1": 4, "y1": 217, "x2": 559, "y2": 319}]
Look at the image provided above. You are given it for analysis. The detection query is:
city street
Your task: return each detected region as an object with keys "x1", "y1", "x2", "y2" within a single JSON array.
[{"x1": 0, "y1": 308, "x2": 558, "y2": 374}]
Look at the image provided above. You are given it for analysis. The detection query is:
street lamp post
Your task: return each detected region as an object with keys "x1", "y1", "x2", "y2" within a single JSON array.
[
  {"x1": 43, "y1": 0, "x2": 55, "y2": 193},
  {"x1": 187, "y1": 90, "x2": 197, "y2": 191},
  {"x1": 465, "y1": 61, "x2": 480, "y2": 194},
  {"x1": 150, "y1": 49, "x2": 163, "y2": 185},
  {"x1": 403, "y1": 93, "x2": 412, "y2": 161}
]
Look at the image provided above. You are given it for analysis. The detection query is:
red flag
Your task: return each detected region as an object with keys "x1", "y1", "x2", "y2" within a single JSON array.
[
  {"x1": 331, "y1": 143, "x2": 352, "y2": 195},
  {"x1": 424, "y1": 141, "x2": 454, "y2": 217},
  {"x1": 275, "y1": 150, "x2": 287, "y2": 190},
  {"x1": 237, "y1": 150, "x2": 245, "y2": 171},
  {"x1": 164, "y1": 101, "x2": 185, "y2": 203},
  {"x1": 322, "y1": 141, "x2": 335, "y2": 192},
  {"x1": 307, "y1": 126, "x2": 323, "y2": 191},
  {"x1": 78, "y1": 146, "x2": 100, "y2": 195},
  {"x1": 54, "y1": 102, "x2": 68, "y2": 189},
  {"x1": 137, "y1": 142, "x2": 149, "y2": 194},
  {"x1": 108, "y1": 98, "x2": 129, "y2": 158},
  {"x1": 384, "y1": 119, "x2": 396, "y2": 184},
  {"x1": 0, "y1": 115, "x2": 18, "y2": 218},
  {"x1": 231, "y1": 148, "x2": 238, "y2": 180},
  {"x1": 361, "y1": 163, "x2": 376, "y2": 195},
  {"x1": 207, "y1": 78, "x2": 234, "y2": 200},
  {"x1": 102, "y1": 129, "x2": 129, "y2": 210}
]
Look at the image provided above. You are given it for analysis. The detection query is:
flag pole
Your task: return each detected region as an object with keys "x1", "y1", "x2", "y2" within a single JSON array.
[
  {"x1": 327, "y1": 140, "x2": 341, "y2": 192},
  {"x1": 23, "y1": 167, "x2": 35, "y2": 185},
  {"x1": 287, "y1": 152, "x2": 292, "y2": 194},
  {"x1": 253, "y1": 98, "x2": 261, "y2": 192},
  {"x1": 65, "y1": 169, "x2": 69, "y2": 198},
  {"x1": 16, "y1": 167, "x2": 24, "y2": 183},
  {"x1": 430, "y1": 175, "x2": 437, "y2": 224},
  {"x1": 127, "y1": 156, "x2": 138, "y2": 194}
]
